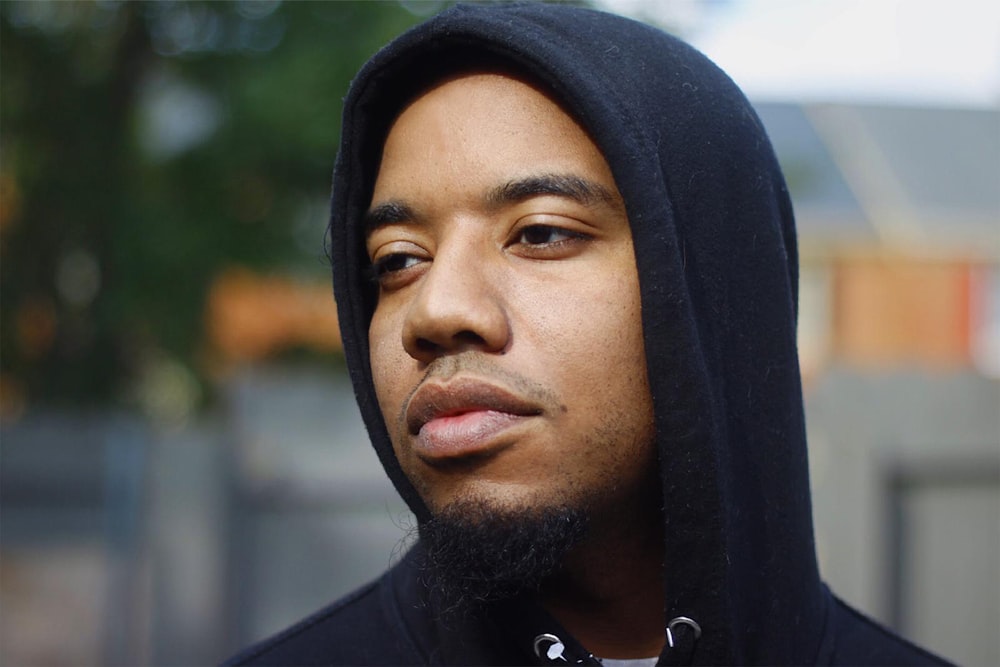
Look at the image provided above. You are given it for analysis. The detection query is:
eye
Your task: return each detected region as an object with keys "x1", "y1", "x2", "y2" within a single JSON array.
[
  {"x1": 507, "y1": 222, "x2": 592, "y2": 260},
  {"x1": 513, "y1": 224, "x2": 587, "y2": 247},
  {"x1": 369, "y1": 252, "x2": 426, "y2": 287}
]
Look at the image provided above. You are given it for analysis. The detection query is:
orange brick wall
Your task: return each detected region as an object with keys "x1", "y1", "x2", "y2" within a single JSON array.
[
  {"x1": 206, "y1": 268, "x2": 342, "y2": 364},
  {"x1": 833, "y1": 257, "x2": 971, "y2": 368}
]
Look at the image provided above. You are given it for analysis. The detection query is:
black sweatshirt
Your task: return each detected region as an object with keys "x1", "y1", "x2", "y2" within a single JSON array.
[{"x1": 225, "y1": 3, "x2": 949, "y2": 665}]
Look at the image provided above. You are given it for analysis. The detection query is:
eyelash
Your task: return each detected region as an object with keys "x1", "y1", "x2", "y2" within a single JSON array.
[{"x1": 512, "y1": 224, "x2": 588, "y2": 248}]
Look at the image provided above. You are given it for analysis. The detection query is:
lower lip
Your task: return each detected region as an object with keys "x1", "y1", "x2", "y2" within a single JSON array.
[{"x1": 414, "y1": 410, "x2": 528, "y2": 460}]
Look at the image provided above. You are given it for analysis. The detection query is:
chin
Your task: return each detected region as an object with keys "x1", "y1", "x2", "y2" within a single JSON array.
[{"x1": 417, "y1": 494, "x2": 590, "y2": 615}]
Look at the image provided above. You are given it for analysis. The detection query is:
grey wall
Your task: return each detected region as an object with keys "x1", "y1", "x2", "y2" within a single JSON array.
[{"x1": 806, "y1": 367, "x2": 1000, "y2": 665}]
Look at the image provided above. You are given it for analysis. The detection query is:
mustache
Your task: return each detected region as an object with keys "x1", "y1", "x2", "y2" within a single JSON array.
[{"x1": 394, "y1": 353, "x2": 562, "y2": 436}]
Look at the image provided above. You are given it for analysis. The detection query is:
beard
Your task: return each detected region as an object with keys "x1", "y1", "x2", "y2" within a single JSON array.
[{"x1": 417, "y1": 496, "x2": 588, "y2": 620}]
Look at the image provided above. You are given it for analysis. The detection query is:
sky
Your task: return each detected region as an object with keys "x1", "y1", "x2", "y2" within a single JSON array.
[{"x1": 597, "y1": 0, "x2": 1000, "y2": 108}]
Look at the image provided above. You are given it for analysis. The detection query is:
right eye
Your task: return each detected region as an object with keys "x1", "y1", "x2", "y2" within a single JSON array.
[{"x1": 370, "y1": 252, "x2": 427, "y2": 288}]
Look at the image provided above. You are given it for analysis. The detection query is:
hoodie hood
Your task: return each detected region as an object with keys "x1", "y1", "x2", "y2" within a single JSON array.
[{"x1": 329, "y1": 3, "x2": 825, "y2": 664}]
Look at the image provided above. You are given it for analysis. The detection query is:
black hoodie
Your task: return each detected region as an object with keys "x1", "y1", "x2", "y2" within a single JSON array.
[{"x1": 225, "y1": 3, "x2": 949, "y2": 665}]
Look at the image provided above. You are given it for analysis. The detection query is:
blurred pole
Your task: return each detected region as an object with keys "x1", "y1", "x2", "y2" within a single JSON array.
[
  {"x1": 147, "y1": 421, "x2": 229, "y2": 666},
  {"x1": 102, "y1": 417, "x2": 150, "y2": 666}
]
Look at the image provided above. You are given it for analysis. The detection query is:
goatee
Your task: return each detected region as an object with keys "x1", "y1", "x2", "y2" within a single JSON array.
[{"x1": 417, "y1": 497, "x2": 588, "y2": 619}]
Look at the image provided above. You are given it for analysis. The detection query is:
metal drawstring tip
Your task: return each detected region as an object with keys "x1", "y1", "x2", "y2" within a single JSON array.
[
  {"x1": 533, "y1": 633, "x2": 568, "y2": 663},
  {"x1": 665, "y1": 616, "x2": 702, "y2": 649}
]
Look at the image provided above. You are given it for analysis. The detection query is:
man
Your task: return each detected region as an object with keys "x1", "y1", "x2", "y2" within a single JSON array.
[{"x1": 226, "y1": 3, "x2": 947, "y2": 665}]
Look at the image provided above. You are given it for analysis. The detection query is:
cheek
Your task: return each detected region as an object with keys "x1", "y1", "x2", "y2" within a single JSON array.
[
  {"x1": 527, "y1": 269, "x2": 645, "y2": 369},
  {"x1": 368, "y1": 311, "x2": 408, "y2": 424},
  {"x1": 522, "y1": 267, "x2": 650, "y2": 414},
  {"x1": 530, "y1": 278, "x2": 655, "y2": 488}
]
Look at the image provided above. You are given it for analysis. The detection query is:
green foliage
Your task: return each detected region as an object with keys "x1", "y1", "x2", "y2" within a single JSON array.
[{"x1": 1, "y1": 1, "x2": 431, "y2": 410}]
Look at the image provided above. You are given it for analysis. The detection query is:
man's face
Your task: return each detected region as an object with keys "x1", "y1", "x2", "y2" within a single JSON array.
[{"x1": 366, "y1": 72, "x2": 656, "y2": 522}]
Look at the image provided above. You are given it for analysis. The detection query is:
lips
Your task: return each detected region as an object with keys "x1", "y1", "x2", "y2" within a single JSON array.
[{"x1": 404, "y1": 378, "x2": 543, "y2": 460}]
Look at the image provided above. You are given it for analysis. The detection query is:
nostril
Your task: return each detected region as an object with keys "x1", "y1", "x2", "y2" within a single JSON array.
[
  {"x1": 452, "y1": 330, "x2": 489, "y2": 347},
  {"x1": 414, "y1": 337, "x2": 441, "y2": 356}
]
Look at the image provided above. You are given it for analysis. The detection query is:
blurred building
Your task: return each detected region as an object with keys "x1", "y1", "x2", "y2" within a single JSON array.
[{"x1": 758, "y1": 101, "x2": 999, "y2": 666}]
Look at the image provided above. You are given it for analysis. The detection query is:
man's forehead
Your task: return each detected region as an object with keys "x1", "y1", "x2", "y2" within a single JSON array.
[
  {"x1": 367, "y1": 69, "x2": 618, "y2": 204},
  {"x1": 372, "y1": 61, "x2": 593, "y2": 158},
  {"x1": 382, "y1": 55, "x2": 548, "y2": 120},
  {"x1": 381, "y1": 69, "x2": 564, "y2": 147}
]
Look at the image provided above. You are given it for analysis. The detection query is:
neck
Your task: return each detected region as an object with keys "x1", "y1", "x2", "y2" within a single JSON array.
[{"x1": 539, "y1": 505, "x2": 666, "y2": 659}]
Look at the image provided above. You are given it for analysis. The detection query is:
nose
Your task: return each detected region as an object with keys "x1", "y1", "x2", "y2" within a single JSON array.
[{"x1": 401, "y1": 243, "x2": 510, "y2": 364}]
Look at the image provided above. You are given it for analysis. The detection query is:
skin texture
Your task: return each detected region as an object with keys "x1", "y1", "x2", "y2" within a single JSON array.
[{"x1": 366, "y1": 73, "x2": 665, "y2": 657}]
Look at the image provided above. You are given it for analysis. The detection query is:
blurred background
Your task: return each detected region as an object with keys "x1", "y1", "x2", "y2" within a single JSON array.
[{"x1": 1, "y1": 1, "x2": 996, "y2": 665}]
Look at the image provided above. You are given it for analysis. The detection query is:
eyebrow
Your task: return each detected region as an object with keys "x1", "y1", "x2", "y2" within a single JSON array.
[
  {"x1": 363, "y1": 201, "x2": 415, "y2": 233},
  {"x1": 485, "y1": 173, "x2": 620, "y2": 211},
  {"x1": 363, "y1": 172, "x2": 622, "y2": 237}
]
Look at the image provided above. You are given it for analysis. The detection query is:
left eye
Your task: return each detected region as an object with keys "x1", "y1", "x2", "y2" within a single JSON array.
[{"x1": 515, "y1": 225, "x2": 582, "y2": 245}]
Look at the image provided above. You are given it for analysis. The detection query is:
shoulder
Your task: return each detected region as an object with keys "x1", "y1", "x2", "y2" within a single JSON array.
[
  {"x1": 828, "y1": 595, "x2": 953, "y2": 666},
  {"x1": 221, "y1": 572, "x2": 426, "y2": 666}
]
